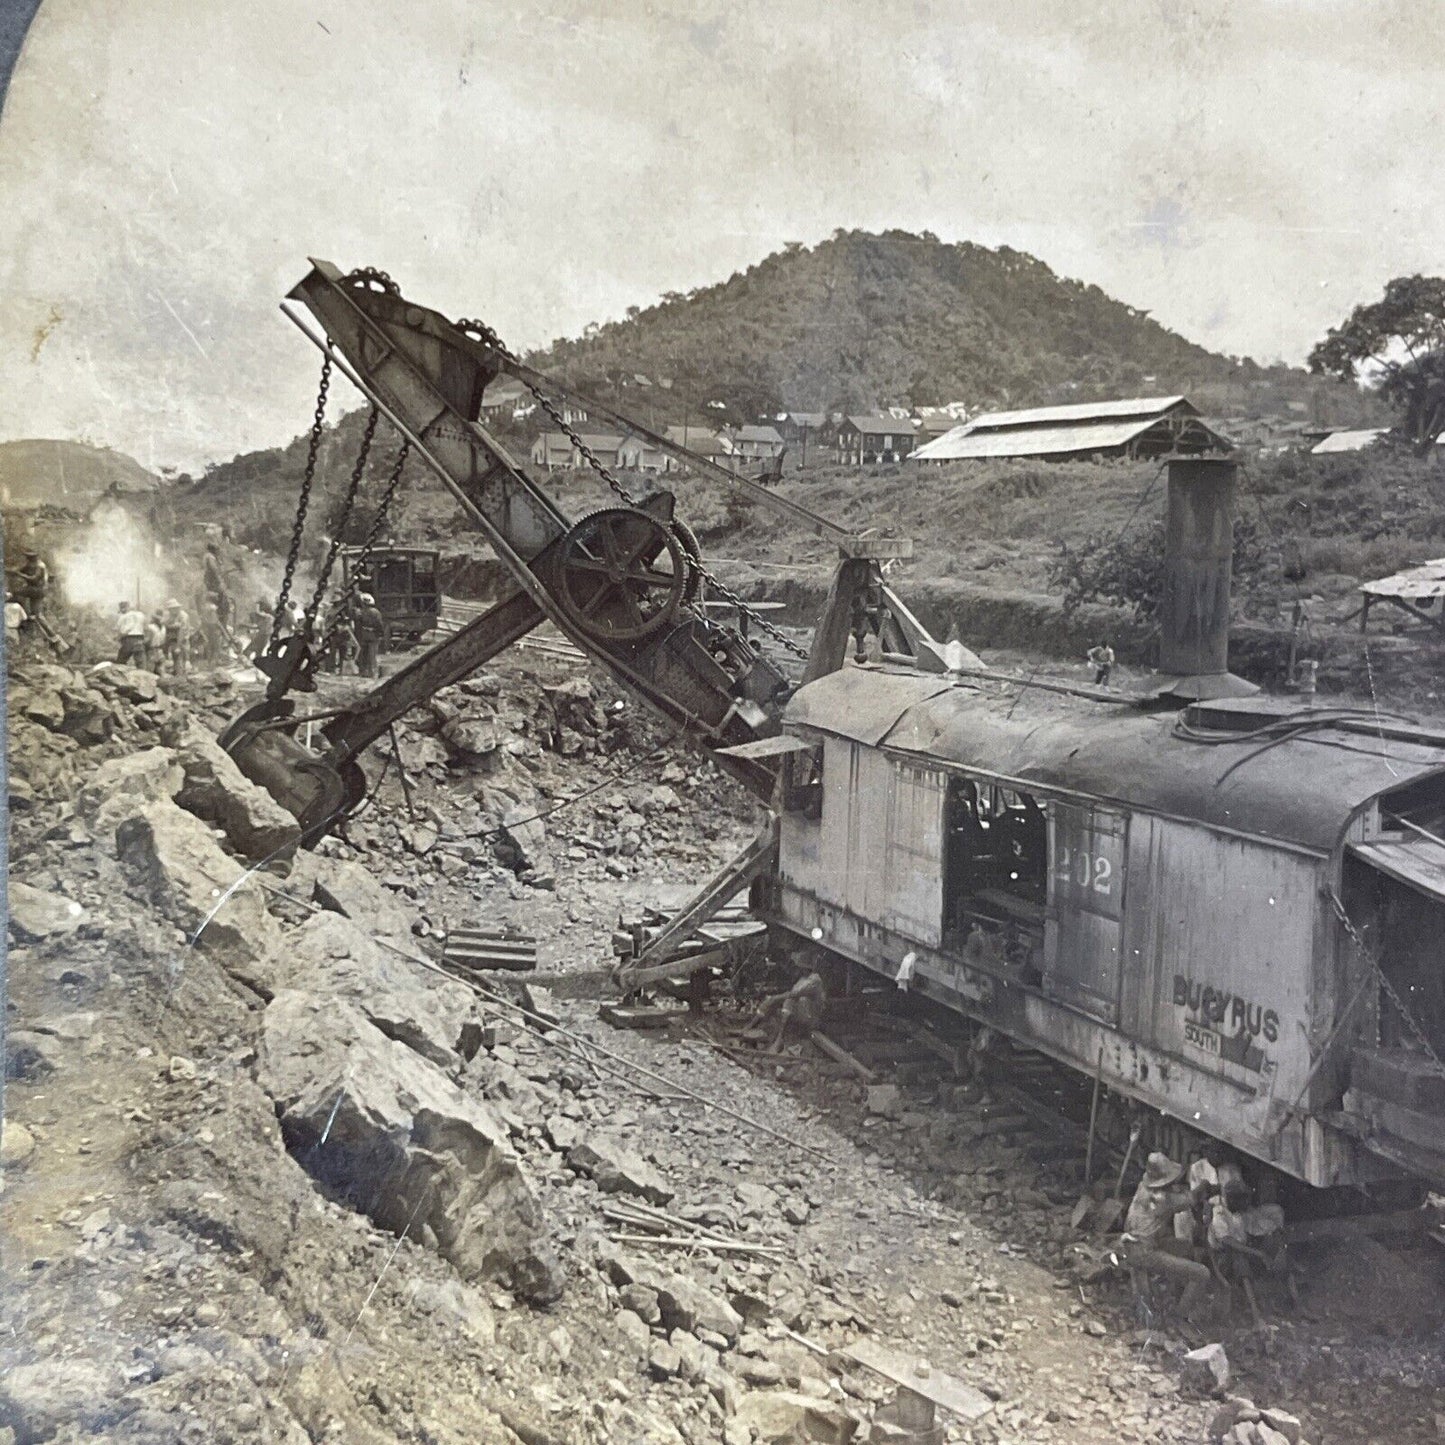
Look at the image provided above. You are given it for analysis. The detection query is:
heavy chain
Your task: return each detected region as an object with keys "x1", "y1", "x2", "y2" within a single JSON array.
[
  {"x1": 456, "y1": 318, "x2": 635, "y2": 506},
  {"x1": 272, "y1": 354, "x2": 332, "y2": 649},
  {"x1": 306, "y1": 406, "x2": 380, "y2": 628},
  {"x1": 685, "y1": 560, "x2": 809, "y2": 661},
  {"x1": 455, "y1": 319, "x2": 806, "y2": 661},
  {"x1": 1329, "y1": 889, "x2": 1445, "y2": 1081},
  {"x1": 319, "y1": 439, "x2": 411, "y2": 658}
]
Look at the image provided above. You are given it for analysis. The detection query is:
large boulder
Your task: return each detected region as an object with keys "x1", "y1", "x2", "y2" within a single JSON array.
[
  {"x1": 7, "y1": 882, "x2": 87, "y2": 942},
  {"x1": 604, "y1": 1252, "x2": 743, "y2": 1341},
  {"x1": 162, "y1": 717, "x2": 301, "y2": 861},
  {"x1": 11, "y1": 683, "x2": 65, "y2": 730},
  {"x1": 567, "y1": 1133, "x2": 675, "y2": 1205},
  {"x1": 733, "y1": 1391, "x2": 857, "y2": 1444},
  {"x1": 0, "y1": 1356, "x2": 131, "y2": 1442},
  {"x1": 88, "y1": 661, "x2": 159, "y2": 703},
  {"x1": 78, "y1": 747, "x2": 183, "y2": 840},
  {"x1": 114, "y1": 798, "x2": 281, "y2": 971},
  {"x1": 259, "y1": 992, "x2": 544, "y2": 1288},
  {"x1": 247, "y1": 911, "x2": 477, "y2": 1067},
  {"x1": 308, "y1": 855, "x2": 419, "y2": 946},
  {"x1": 500, "y1": 803, "x2": 549, "y2": 871}
]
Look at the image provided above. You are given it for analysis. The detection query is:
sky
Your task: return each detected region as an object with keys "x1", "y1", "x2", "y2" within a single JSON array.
[{"x1": 0, "y1": 0, "x2": 1441, "y2": 473}]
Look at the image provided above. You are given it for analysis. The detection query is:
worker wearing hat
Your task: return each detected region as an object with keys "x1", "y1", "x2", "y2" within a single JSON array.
[
  {"x1": 1118, "y1": 1151, "x2": 1214, "y2": 1320},
  {"x1": 162, "y1": 597, "x2": 191, "y2": 676},
  {"x1": 352, "y1": 591, "x2": 386, "y2": 678}
]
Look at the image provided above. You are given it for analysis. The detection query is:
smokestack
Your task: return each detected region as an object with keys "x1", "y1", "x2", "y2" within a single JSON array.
[{"x1": 1157, "y1": 455, "x2": 1256, "y2": 700}]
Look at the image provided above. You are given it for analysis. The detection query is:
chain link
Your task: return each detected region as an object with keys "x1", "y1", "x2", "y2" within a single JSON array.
[
  {"x1": 456, "y1": 320, "x2": 807, "y2": 661},
  {"x1": 318, "y1": 439, "x2": 412, "y2": 659},
  {"x1": 272, "y1": 354, "x2": 332, "y2": 649},
  {"x1": 305, "y1": 406, "x2": 380, "y2": 628},
  {"x1": 1329, "y1": 889, "x2": 1445, "y2": 1081}
]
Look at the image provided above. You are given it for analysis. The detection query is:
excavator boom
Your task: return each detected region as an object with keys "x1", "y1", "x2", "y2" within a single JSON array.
[{"x1": 223, "y1": 262, "x2": 856, "y2": 836}]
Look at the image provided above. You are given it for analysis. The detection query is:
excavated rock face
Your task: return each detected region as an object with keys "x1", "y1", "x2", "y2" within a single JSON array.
[
  {"x1": 113, "y1": 797, "x2": 282, "y2": 970},
  {"x1": 258, "y1": 992, "x2": 548, "y2": 1294},
  {"x1": 246, "y1": 911, "x2": 479, "y2": 1067}
]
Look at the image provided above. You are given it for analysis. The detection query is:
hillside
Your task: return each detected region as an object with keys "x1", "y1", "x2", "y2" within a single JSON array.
[
  {"x1": 0, "y1": 439, "x2": 160, "y2": 510},
  {"x1": 530, "y1": 229, "x2": 1255, "y2": 422}
]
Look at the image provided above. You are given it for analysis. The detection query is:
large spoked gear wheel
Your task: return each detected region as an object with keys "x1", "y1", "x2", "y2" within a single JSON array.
[{"x1": 556, "y1": 507, "x2": 691, "y2": 643}]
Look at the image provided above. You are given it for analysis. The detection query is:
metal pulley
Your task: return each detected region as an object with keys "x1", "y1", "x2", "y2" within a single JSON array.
[{"x1": 554, "y1": 506, "x2": 698, "y2": 643}]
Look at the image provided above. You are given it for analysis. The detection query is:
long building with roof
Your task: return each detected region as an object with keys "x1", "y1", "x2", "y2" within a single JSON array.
[{"x1": 911, "y1": 395, "x2": 1231, "y2": 463}]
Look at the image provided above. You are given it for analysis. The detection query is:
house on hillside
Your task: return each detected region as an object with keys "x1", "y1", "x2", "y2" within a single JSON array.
[
  {"x1": 910, "y1": 396, "x2": 1230, "y2": 464},
  {"x1": 1311, "y1": 428, "x2": 1388, "y2": 455},
  {"x1": 616, "y1": 433, "x2": 667, "y2": 472},
  {"x1": 479, "y1": 377, "x2": 528, "y2": 416},
  {"x1": 529, "y1": 431, "x2": 624, "y2": 471},
  {"x1": 836, "y1": 415, "x2": 917, "y2": 466},
  {"x1": 779, "y1": 412, "x2": 827, "y2": 443},
  {"x1": 663, "y1": 424, "x2": 736, "y2": 472},
  {"x1": 734, "y1": 425, "x2": 786, "y2": 463}
]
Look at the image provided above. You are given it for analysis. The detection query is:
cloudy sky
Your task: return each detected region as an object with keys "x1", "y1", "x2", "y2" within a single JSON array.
[{"x1": 0, "y1": 0, "x2": 1441, "y2": 472}]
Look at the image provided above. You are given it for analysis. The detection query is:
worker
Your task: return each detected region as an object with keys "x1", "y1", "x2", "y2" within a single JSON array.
[
  {"x1": 143, "y1": 610, "x2": 167, "y2": 671},
  {"x1": 353, "y1": 592, "x2": 386, "y2": 678},
  {"x1": 116, "y1": 600, "x2": 148, "y2": 664},
  {"x1": 276, "y1": 598, "x2": 306, "y2": 642},
  {"x1": 1205, "y1": 1190, "x2": 1268, "y2": 1328},
  {"x1": 202, "y1": 541, "x2": 232, "y2": 631},
  {"x1": 15, "y1": 550, "x2": 49, "y2": 626},
  {"x1": 1087, "y1": 642, "x2": 1115, "y2": 687},
  {"x1": 162, "y1": 598, "x2": 191, "y2": 675},
  {"x1": 5, "y1": 592, "x2": 26, "y2": 646},
  {"x1": 759, "y1": 970, "x2": 826, "y2": 1052},
  {"x1": 246, "y1": 601, "x2": 274, "y2": 661},
  {"x1": 1118, "y1": 1151, "x2": 1214, "y2": 1320}
]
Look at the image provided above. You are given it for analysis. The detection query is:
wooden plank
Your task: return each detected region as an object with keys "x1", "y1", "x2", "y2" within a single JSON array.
[
  {"x1": 842, "y1": 1340, "x2": 994, "y2": 1421},
  {"x1": 810, "y1": 1030, "x2": 877, "y2": 1082},
  {"x1": 599, "y1": 1003, "x2": 678, "y2": 1030}
]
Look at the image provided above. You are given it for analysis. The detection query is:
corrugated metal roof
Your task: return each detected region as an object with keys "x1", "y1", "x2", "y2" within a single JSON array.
[
  {"x1": 784, "y1": 666, "x2": 1445, "y2": 852},
  {"x1": 737, "y1": 425, "x2": 784, "y2": 443},
  {"x1": 912, "y1": 418, "x2": 1159, "y2": 460},
  {"x1": 966, "y1": 396, "x2": 1192, "y2": 431},
  {"x1": 1361, "y1": 557, "x2": 1445, "y2": 601},
  {"x1": 1311, "y1": 429, "x2": 1388, "y2": 454}
]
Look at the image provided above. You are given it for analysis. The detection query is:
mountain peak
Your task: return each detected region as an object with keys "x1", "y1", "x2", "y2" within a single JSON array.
[{"x1": 531, "y1": 229, "x2": 1245, "y2": 425}]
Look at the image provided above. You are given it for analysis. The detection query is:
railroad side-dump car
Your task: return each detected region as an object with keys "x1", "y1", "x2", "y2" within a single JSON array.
[{"x1": 761, "y1": 666, "x2": 1445, "y2": 1192}]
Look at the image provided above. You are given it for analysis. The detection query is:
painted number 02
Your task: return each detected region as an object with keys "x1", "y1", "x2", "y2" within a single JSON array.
[{"x1": 1056, "y1": 846, "x2": 1113, "y2": 896}]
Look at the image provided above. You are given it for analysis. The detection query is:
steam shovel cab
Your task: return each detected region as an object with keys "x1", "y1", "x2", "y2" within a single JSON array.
[{"x1": 761, "y1": 660, "x2": 1445, "y2": 1193}]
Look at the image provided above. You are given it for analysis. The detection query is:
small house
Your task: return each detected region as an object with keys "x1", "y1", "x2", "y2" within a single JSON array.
[
  {"x1": 734, "y1": 425, "x2": 786, "y2": 463},
  {"x1": 836, "y1": 415, "x2": 917, "y2": 466}
]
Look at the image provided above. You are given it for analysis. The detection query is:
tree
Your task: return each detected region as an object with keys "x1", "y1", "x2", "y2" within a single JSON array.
[{"x1": 1309, "y1": 276, "x2": 1445, "y2": 455}]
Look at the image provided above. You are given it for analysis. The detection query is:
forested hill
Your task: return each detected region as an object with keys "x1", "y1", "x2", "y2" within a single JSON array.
[{"x1": 529, "y1": 229, "x2": 1251, "y2": 420}]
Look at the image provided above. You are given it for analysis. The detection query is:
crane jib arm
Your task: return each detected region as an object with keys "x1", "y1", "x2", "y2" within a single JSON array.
[{"x1": 223, "y1": 262, "x2": 801, "y2": 836}]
